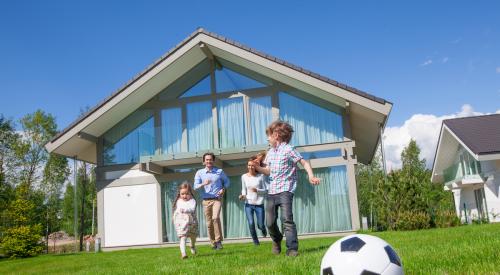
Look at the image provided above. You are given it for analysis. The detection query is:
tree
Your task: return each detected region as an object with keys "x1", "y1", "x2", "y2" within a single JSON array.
[
  {"x1": 42, "y1": 154, "x2": 69, "y2": 251},
  {"x1": 2, "y1": 184, "x2": 44, "y2": 258},
  {"x1": 357, "y1": 140, "x2": 455, "y2": 231},
  {"x1": 15, "y1": 110, "x2": 57, "y2": 190},
  {"x1": 0, "y1": 115, "x2": 20, "y2": 239}
]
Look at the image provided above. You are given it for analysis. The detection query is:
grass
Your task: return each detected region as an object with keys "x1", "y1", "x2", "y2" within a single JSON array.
[{"x1": 1, "y1": 223, "x2": 499, "y2": 274}]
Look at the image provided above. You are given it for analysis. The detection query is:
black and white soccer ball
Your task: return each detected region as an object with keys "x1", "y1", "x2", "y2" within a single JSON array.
[{"x1": 321, "y1": 234, "x2": 403, "y2": 275}]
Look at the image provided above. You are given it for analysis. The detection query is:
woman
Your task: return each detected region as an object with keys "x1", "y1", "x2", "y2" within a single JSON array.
[{"x1": 239, "y1": 157, "x2": 268, "y2": 245}]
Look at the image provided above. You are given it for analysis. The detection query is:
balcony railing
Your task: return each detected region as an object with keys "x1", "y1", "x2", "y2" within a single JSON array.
[{"x1": 443, "y1": 160, "x2": 482, "y2": 183}]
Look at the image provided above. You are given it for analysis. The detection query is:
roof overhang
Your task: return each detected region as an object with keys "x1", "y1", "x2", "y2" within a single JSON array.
[{"x1": 45, "y1": 30, "x2": 392, "y2": 165}]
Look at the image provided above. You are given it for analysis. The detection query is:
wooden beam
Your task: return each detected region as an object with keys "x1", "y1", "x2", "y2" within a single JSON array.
[
  {"x1": 77, "y1": 131, "x2": 98, "y2": 143},
  {"x1": 199, "y1": 43, "x2": 222, "y2": 70},
  {"x1": 141, "y1": 162, "x2": 164, "y2": 175}
]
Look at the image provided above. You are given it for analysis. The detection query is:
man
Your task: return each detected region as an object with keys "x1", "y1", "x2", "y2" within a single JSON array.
[{"x1": 193, "y1": 152, "x2": 230, "y2": 250}]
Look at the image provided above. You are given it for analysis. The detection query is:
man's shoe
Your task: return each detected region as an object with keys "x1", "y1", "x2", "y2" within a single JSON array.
[
  {"x1": 271, "y1": 241, "x2": 281, "y2": 254},
  {"x1": 211, "y1": 243, "x2": 217, "y2": 250},
  {"x1": 286, "y1": 250, "x2": 298, "y2": 257},
  {"x1": 215, "y1": 241, "x2": 223, "y2": 250}
]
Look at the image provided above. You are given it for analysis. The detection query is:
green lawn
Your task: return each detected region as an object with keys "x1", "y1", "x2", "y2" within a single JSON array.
[{"x1": 1, "y1": 223, "x2": 499, "y2": 274}]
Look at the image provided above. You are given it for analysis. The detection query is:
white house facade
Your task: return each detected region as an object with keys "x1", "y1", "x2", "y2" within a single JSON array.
[
  {"x1": 431, "y1": 114, "x2": 500, "y2": 223},
  {"x1": 45, "y1": 29, "x2": 392, "y2": 249}
]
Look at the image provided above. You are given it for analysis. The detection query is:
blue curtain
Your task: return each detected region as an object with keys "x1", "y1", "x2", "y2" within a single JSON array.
[
  {"x1": 294, "y1": 166, "x2": 352, "y2": 233},
  {"x1": 279, "y1": 92, "x2": 343, "y2": 146},
  {"x1": 103, "y1": 111, "x2": 154, "y2": 165},
  {"x1": 186, "y1": 101, "x2": 214, "y2": 152},
  {"x1": 161, "y1": 108, "x2": 182, "y2": 154},
  {"x1": 217, "y1": 98, "x2": 245, "y2": 148},
  {"x1": 249, "y1": 96, "x2": 272, "y2": 145}
]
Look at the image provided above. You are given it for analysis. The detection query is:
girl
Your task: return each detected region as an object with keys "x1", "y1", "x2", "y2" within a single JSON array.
[
  {"x1": 173, "y1": 182, "x2": 199, "y2": 259},
  {"x1": 239, "y1": 156, "x2": 268, "y2": 245}
]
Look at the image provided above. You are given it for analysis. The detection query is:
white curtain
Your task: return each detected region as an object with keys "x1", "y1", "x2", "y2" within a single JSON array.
[
  {"x1": 249, "y1": 96, "x2": 272, "y2": 145},
  {"x1": 223, "y1": 175, "x2": 251, "y2": 238},
  {"x1": 161, "y1": 108, "x2": 182, "y2": 154},
  {"x1": 218, "y1": 98, "x2": 245, "y2": 148},
  {"x1": 279, "y1": 92, "x2": 343, "y2": 146},
  {"x1": 186, "y1": 101, "x2": 213, "y2": 152}
]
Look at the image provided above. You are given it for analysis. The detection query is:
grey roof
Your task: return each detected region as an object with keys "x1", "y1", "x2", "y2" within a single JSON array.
[
  {"x1": 444, "y1": 113, "x2": 500, "y2": 155},
  {"x1": 51, "y1": 28, "x2": 390, "y2": 143}
]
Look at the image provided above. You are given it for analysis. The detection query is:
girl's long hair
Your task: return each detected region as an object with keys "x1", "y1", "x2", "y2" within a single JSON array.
[{"x1": 172, "y1": 181, "x2": 196, "y2": 212}]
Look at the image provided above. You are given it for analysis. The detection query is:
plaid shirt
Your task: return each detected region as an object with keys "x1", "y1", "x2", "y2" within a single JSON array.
[{"x1": 264, "y1": 142, "x2": 303, "y2": 194}]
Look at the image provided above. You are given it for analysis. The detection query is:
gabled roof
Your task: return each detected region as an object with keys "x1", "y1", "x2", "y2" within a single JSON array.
[
  {"x1": 443, "y1": 114, "x2": 500, "y2": 156},
  {"x1": 431, "y1": 113, "x2": 500, "y2": 183},
  {"x1": 45, "y1": 28, "x2": 392, "y2": 164}
]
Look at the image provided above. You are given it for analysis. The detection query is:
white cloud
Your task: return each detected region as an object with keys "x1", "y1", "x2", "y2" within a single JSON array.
[
  {"x1": 496, "y1": 67, "x2": 500, "y2": 74},
  {"x1": 383, "y1": 105, "x2": 500, "y2": 171},
  {"x1": 442, "y1": 57, "x2": 449, "y2": 63},
  {"x1": 420, "y1": 59, "x2": 433, "y2": 66}
]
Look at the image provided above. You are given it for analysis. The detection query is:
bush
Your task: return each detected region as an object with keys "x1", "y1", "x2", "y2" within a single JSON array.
[
  {"x1": 434, "y1": 210, "x2": 461, "y2": 228},
  {"x1": 1, "y1": 224, "x2": 44, "y2": 258},
  {"x1": 394, "y1": 211, "x2": 431, "y2": 230}
]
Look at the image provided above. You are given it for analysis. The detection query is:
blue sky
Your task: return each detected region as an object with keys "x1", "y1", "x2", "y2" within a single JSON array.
[{"x1": 1, "y1": 1, "x2": 499, "y2": 166}]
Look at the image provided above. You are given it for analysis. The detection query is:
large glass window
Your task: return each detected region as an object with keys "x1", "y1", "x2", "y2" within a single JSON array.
[
  {"x1": 179, "y1": 74, "x2": 211, "y2": 98},
  {"x1": 103, "y1": 110, "x2": 154, "y2": 165},
  {"x1": 216, "y1": 67, "x2": 265, "y2": 93},
  {"x1": 186, "y1": 101, "x2": 213, "y2": 152},
  {"x1": 279, "y1": 92, "x2": 343, "y2": 146},
  {"x1": 249, "y1": 96, "x2": 272, "y2": 145},
  {"x1": 161, "y1": 108, "x2": 182, "y2": 154},
  {"x1": 217, "y1": 97, "x2": 246, "y2": 148}
]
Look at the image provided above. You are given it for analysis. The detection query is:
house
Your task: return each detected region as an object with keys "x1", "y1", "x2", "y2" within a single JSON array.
[
  {"x1": 431, "y1": 114, "x2": 500, "y2": 223},
  {"x1": 45, "y1": 29, "x2": 392, "y2": 249}
]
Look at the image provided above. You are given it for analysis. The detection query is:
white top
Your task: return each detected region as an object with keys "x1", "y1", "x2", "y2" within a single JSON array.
[
  {"x1": 241, "y1": 173, "x2": 267, "y2": 205},
  {"x1": 174, "y1": 198, "x2": 196, "y2": 214}
]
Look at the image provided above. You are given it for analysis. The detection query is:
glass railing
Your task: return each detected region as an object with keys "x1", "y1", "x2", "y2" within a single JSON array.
[
  {"x1": 443, "y1": 162, "x2": 463, "y2": 183},
  {"x1": 443, "y1": 160, "x2": 482, "y2": 183}
]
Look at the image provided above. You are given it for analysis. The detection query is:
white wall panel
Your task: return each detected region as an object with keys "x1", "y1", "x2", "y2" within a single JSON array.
[{"x1": 104, "y1": 183, "x2": 159, "y2": 247}]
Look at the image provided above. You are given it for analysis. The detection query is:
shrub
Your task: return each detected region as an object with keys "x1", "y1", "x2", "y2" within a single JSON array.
[
  {"x1": 394, "y1": 211, "x2": 431, "y2": 230},
  {"x1": 1, "y1": 224, "x2": 44, "y2": 258},
  {"x1": 434, "y1": 210, "x2": 461, "y2": 228}
]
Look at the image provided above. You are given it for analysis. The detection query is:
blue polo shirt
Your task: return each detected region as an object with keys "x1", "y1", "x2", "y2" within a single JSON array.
[{"x1": 193, "y1": 167, "x2": 230, "y2": 199}]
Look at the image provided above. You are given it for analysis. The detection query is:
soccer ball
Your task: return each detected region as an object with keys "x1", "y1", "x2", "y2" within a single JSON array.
[{"x1": 320, "y1": 234, "x2": 403, "y2": 275}]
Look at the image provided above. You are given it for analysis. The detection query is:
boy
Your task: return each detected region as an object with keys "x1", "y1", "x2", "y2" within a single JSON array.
[{"x1": 253, "y1": 121, "x2": 320, "y2": 257}]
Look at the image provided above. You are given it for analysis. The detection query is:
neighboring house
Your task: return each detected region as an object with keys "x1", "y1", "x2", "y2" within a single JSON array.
[
  {"x1": 432, "y1": 114, "x2": 500, "y2": 223},
  {"x1": 45, "y1": 29, "x2": 392, "y2": 249}
]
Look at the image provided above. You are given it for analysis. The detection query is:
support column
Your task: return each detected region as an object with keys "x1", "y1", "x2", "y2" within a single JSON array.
[{"x1": 345, "y1": 144, "x2": 360, "y2": 230}]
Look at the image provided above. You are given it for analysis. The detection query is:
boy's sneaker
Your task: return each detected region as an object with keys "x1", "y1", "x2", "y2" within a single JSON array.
[
  {"x1": 286, "y1": 250, "x2": 298, "y2": 257},
  {"x1": 271, "y1": 241, "x2": 281, "y2": 254},
  {"x1": 190, "y1": 246, "x2": 197, "y2": 255}
]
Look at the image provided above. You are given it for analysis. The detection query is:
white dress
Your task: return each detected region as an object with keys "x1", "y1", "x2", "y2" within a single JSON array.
[{"x1": 173, "y1": 198, "x2": 199, "y2": 238}]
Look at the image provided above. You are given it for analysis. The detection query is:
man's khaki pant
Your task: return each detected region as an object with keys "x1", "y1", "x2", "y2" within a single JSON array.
[{"x1": 202, "y1": 199, "x2": 223, "y2": 244}]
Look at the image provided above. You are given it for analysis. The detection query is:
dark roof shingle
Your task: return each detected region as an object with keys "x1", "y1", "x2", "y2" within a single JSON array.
[{"x1": 444, "y1": 113, "x2": 500, "y2": 155}]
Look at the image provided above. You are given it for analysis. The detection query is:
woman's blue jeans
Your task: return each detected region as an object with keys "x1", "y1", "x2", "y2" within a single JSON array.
[{"x1": 244, "y1": 203, "x2": 267, "y2": 244}]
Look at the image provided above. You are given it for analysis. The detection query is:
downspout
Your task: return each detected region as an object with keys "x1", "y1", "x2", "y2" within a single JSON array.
[{"x1": 73, "y1": 156, "x2": 78, "y2": 252}]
